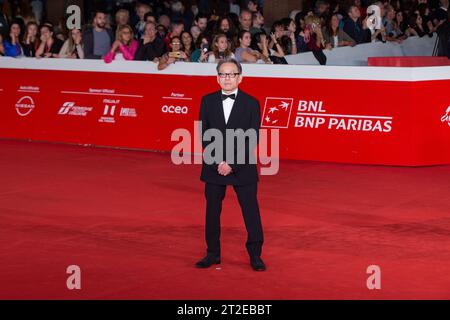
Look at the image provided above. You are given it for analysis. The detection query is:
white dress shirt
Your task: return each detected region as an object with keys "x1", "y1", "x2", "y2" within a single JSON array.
[{"x1": 221, "y1": 88, "x2": 238, "y2": 124}]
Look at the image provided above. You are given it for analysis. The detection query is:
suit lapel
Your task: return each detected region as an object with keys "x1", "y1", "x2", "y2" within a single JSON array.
[
  {"x1": 214, "y1": 90, "x2": 227, "y2": 128},
  {"x1": 226, "y1": 89, "x2": 242, "y2": 129}
]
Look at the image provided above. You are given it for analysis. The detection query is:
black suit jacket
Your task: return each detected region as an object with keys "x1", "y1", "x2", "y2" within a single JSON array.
[
  {"x1": 199, "y1": 89, "x2": 261, "y2": 186},
  {"x1": 134, "y1": 37, "x2": 167, "y2": 61}
]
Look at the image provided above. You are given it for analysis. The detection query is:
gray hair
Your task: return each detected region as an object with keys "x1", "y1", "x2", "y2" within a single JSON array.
[{"x1": 216, "y1": 58, "x2": 243, "y2": 75}]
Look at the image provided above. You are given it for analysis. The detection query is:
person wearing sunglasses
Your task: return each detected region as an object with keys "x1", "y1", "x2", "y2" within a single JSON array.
[
  {"x1": 196, "y1": 58, "x2": 266, "y2": 272},
  {"x1": 103, "y1": 24, "x2": 138, "y2": 63}
]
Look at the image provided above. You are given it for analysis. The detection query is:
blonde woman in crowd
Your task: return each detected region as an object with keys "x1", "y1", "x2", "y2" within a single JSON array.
[
  {"x1": 59, "y1": 28, "x2": 84, "y2": 59},
  {"x1": 208, "y1": 33, "x2": 235, "y2": 63},
  {"x1": 104, "y1": 25, "x2": 138, "y2": 63}
]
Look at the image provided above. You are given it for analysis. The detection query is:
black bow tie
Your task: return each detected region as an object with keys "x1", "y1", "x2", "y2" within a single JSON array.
[{"x1": 222, "y1": 93, "x2": 236, "y2": 101}]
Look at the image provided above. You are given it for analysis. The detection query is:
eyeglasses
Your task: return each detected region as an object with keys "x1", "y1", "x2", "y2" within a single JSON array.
[
  {"x1": 171, "y1": 42, "x2": 181, "y2": 45},
  {"x1": 218, "y1": 73, "x2": 240, "y2": 78}
]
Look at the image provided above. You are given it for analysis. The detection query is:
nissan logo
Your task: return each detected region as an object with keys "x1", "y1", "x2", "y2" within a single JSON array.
[{"x1": 15, "y1": 96, "x2": 36, "y2": 117}]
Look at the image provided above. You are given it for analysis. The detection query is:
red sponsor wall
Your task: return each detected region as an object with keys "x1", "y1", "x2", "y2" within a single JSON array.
[{"x1": 0, "y1": 59, "x2": 449, "y2": 166}]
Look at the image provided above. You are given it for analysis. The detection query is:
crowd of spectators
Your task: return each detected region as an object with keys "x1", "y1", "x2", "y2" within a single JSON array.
[{"x1": 0, "y1": 0, "x2": 448, "y2": 66}]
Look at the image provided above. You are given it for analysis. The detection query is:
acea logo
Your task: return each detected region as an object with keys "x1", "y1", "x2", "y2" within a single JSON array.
[
  {"x1": 441, "y1": 106, "x2": 450, "y2": 127},
  {"x1": 15, "y1": 96, "x2": 36, "y2": 117},
  {"x1": 161, "y1": 105, "x2": 189, "y2": 114},
  {"x1": 161, "y1": 92, "x2": 191, "y2": 115}
]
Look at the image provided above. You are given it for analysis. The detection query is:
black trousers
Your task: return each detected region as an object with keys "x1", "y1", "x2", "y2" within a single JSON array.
[{"x1": 204, "y1": 182, "x2": 264, "y2": 258}]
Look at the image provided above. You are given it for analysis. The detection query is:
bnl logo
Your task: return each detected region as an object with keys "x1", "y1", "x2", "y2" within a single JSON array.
[
  {"x1": 441, "y1": 106, "x2": 450, "y2": 127},
  {"x1": 261, "y1": 97, "x2": 293, "y2": 128}
]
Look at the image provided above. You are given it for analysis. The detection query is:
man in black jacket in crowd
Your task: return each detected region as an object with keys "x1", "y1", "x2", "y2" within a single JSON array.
[
  {"x1": 83, "y1": 10, "x2": 115, "y2": 59},
  {"x1": 134, "y1": 21, "x2": 166, "y2": 61}
]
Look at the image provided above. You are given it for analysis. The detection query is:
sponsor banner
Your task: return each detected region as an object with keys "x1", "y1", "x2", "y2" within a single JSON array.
[{"x1": 0, "y1": 67, "x2": 449, "y2": 165}]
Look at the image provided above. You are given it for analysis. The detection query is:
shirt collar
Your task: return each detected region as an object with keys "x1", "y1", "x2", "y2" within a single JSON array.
[{"x1": 221, "y1": 88, "x2": 239, "y2": 96}]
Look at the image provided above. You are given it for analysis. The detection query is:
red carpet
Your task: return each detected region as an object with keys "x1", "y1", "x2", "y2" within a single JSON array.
[{"x1": 0, "y1": 139, "x2": 449, "y2": 300}]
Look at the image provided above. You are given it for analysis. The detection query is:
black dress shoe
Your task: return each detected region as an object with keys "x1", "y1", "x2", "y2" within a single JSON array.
[
  {"x1": 250, "y1": 257, "x2": 266, "y2": 271},
  {"x1": 195, "y1": 255, "x2": 221, "y2": 268}
]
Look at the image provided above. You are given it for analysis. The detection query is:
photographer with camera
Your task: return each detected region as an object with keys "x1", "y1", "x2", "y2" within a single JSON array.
[
  {"x1": 304, "y1": 16, "x2": 326, "y2": 50},
  {"x1": 190, "y1": 34, "x2": 210, "y2": 62},
  {"x1": 268, "y1": 20, "x2": 284, "y2": 53},
  {"x1": 281, "y1": 18, "x2": 298, "y2": 54},
  {"x1": 251, "y1": 31, "x2": 286, "y2": 64},
  {"x1": 158, "y1": 35, "x2": 189, "y2": 70}
]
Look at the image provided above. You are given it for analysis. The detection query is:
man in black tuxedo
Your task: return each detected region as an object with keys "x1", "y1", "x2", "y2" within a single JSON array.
[{"x1": 195, "y1": 58, "x2": 266, "y2": 271}]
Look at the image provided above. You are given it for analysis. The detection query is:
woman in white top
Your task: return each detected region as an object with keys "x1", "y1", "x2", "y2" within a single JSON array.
[
  {"x1": 207, "y1": 33, "x2": 235, "y2": 63},
  {"x1": 234, "y1": 30, "x2": 270, "y2": 63},
  {"x1": 59, "y1": 28, "x2": 84, "y2": 59}
]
